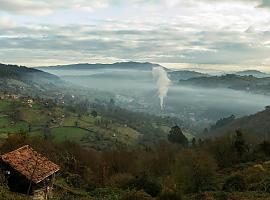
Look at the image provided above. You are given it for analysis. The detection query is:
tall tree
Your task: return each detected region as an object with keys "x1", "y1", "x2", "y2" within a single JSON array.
[{"x1": 168, "y1": 126, "x2": 188, "y2": 146}]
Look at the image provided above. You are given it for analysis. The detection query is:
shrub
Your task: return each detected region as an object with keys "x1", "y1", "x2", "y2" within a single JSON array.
[
  {"x1": 214, "y1": 192, "x2": 228, "y2": 200},
  {"x1": 128, "y1": 176, "x2": 162, "y2": 197},
  {"x1": 194, "y1": 192, "x2": 207, "y2": 200},
  {"x1": 120, "y1": 190, "x2": 153, "y2": 200},
  {"x1": 157, "y1": 191, "x2": 182, "y2": 200},
  {"x1": 222, "y1": 174, "x2": 246, "y2": 192},
  {"x1": 90, "y1": 187, "x2": 123, "y2": 199},
  {"x1": 173, "y1": 149, "x2": 217, "y2": 193},
  {"x1": 106, "y1": 173, "x2": 135, "y2": 188},
  {"x1": 65, "y1": 173, "x2": 84, "y2": 188},
  {"x1": 0, "y1": 174, "x2": 8, "y2": 188}
]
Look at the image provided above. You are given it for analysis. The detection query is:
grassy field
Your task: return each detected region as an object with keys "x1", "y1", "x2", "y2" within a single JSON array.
[
  {"x1": 0, "y1": 100, "x2": 13, "y2": 111},
  {"x1": 0, "y1": 116, "x2": 10, "y2": 127},
  {"x1": 0, "y1": 98, "x2": 145, "y2": 148},
  {"x1": 51, "y1": 127, "x2": 89, "y2": 143}
]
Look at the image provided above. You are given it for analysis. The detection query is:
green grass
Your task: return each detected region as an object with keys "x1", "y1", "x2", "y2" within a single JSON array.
[
  {"x1": 81, "y1": 115, "x2": 95, "y2": 123},
  {"x1": 0, "y1": 99, "x2": 146, "y2": 148},
  {"x1": 112, "y1": 125, "x2": 142, "y2": 145},
  {"x1": 62, "y1": 116, "x2": 78, "y2": 126},
  {"x1": 0, "y1": 116, "x2": 10, "y2": 127},
  {"x1": 0, "y1": 100, "x2": 12, "y2": 111},
  {"x1": 51, "y1": 127, "x2": 89, "y2": 143},
  {"x1": 0, "y1": 121, "x2": 28, "y2": 134},
  {"x1": 20, "y1": 109, "x2": 49, "y2": 125}
]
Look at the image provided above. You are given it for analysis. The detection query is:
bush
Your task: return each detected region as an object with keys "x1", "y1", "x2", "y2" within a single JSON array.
[
  {"x1": 0, "y1": 187, "x2": 29, "y2": 200},
  {"x1": 157, "y1": 191, "x2": 182, "y2": 200},
  {"x1": 173, "y1": 149, "x2": 217, "y2": 193},
  {"x1": 0, "y1": 174, "x2": 8, "y2": 188},
  {"x1": 222, "y1": 174, "x2": 246, "y2": 192},
  {"x1": 128, "y1": 176, "x2": 161, "y2": 197},
  {"x1": 65, "y1": 173, "x2": 84, "y2": 188},
  {"x1": 214, "y1": 192, "x2": 228, "y2": 200},
  {"x1": 194, "y1": 192, "x2": 207, "y2": 200},
  {"x1": 120, "y1": 190, "x2": 153, "y2": 200},
  {"x1": 90, "y1": 187, "x2": 124, "y2": 199},
  {"x1": 106, "y1": 173, "x2": 135, "y2": 188}
]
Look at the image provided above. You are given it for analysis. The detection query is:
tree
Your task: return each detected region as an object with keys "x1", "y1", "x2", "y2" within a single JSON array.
[
  {"x1": 191, "y1": 138, "x2": 196, "y2": 147},
  {"x1": 211, "y1": 115, "x2": 235, "y2": 130},
  {"x1": 128, "y1": 176, "x2": 162, "y2": 197},
  {"x1": 109, "y1": 98, "x2": 115, "y2": 107},
  {"x1": 43, "y1": 124, "x2": 52, "y2": 140},
  {"x1": 10, "y1": 110, "x2": 23, "y2": 123},
  {"x1": 173, "y1": 149, "x2": 217, "y2": 193},
  {"x1": 259, "y1": 141, "x2": 270, "y2": 156},
  {"x1": 168, "y1": 126, "x2": 188, "y2": 146},
  {"x1": 223, "y1": 174, "x2": 246, "y2": 192},
  {"x1": 233, "y1": 129, "x2": 246, "y2": 159},
  {"x1": 91, "y1": 110, "x2": 98, "y2": 118}
]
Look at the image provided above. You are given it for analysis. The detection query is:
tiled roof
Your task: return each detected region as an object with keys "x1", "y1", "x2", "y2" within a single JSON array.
[{"x1": 1, "y1": 145, "x2": 60, "y2": 184}]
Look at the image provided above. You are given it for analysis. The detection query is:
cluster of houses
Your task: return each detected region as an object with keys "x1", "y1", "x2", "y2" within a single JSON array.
[
  {"x1": 0, "y1": 94, "x2": 19, "y2": 100},
  {"x1": 0, "y1": 93, "x2": 34, "y2": 108}
]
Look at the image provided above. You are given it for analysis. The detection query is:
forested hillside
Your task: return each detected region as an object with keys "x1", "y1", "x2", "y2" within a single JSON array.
[
  {"x1": 204, "y1": 106, "x2": 270, "y2": 138},
  {"x1": 179, "y1": 74, "x2": 270, "y2": 95}
]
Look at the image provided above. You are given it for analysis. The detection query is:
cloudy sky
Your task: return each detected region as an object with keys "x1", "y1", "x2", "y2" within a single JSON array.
[{"x1": 0, "y1": 0, "x2": 270, "y2": 71}]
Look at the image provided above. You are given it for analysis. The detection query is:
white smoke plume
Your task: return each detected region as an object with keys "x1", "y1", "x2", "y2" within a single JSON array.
[{"x1": 152, "y1": 66, "x2": 171, "y2": 110}]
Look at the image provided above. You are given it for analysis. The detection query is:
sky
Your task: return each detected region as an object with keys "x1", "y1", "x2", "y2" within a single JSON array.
[{"x1": 0, "y1": 0, "x2": 270, "y2": 71}]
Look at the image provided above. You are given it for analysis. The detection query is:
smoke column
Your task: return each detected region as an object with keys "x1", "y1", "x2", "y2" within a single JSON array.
[{"x1": 152, "y1": 67, "x2": 171, "y2": 110}]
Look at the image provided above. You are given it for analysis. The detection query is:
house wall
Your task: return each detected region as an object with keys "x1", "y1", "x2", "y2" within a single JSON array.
[{"x1": 1, "y1": 162, "x2": 57, "y2": 199}]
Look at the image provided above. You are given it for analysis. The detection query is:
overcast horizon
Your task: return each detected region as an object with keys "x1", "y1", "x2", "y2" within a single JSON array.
[{"x1": 1, "y1": 0, "x2": 270, "y2": 72}]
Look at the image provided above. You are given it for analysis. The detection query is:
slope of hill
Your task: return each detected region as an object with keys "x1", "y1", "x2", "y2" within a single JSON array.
[
  {"x1": 204, "y1": 106, "x2": 270, "y2": 138},
  {"x1": 179, "y1": 74, "x2": 270, "y2": 94},
  {"x1": 0, "y1": 63, "x2": 64, "y2": 97},
  {"x1": 168, "y1": 70, "x2": 209, "y2": 82},
  {"x1": 235, "y1": 70, "x2": 270, "y2": 78},
  {"x1": 38, "y1": 61, "x2": 163, "y2": 71},
  {"x1": 0, "y1": 93, "x2": 177, "y2": 149},
  {"x1": 0, "y1": 63, "x2": 59, "y2": 80}
]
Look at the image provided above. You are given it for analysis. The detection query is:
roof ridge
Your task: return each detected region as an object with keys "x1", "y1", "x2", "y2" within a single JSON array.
[{"x1": 1, "y1": 145, "x2": 30, "y2": 158}]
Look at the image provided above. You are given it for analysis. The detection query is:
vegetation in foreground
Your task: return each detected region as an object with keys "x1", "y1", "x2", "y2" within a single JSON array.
[
  {"x1": 0, "y1": 126, "x2": 270, "y2": 199},
  {"x1": 0, "y1": 92, "x2": 270, "y2": 199}
]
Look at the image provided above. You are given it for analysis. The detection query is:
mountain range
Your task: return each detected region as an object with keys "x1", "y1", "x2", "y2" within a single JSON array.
[
  {"x1": 235, "y1": 70, "x2": 270, "y2": 78},
  {"x1": 38, "y1": 62, "x2": 162, "y2": 70}
]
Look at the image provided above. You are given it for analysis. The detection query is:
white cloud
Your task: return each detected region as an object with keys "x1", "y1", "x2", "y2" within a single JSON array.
[
  {"x1": 0, "y1": 0, "x2": 52, "y2": 15},
  {"x1": 0, "y1": 0, "x2": 270, "y2": 69},
  {"x1": 0, "y1": 16, "x2": 16, "y2": 28}
]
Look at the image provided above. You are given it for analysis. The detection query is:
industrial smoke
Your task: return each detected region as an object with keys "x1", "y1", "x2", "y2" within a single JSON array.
[{"x1": 152, "y1": 67, "x2": 171, "y2": 110}]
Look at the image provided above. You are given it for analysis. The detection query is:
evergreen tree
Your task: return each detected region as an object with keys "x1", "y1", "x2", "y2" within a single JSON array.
[{"x1": 168, "y1": 126, "x2": 188, "y2": 146}]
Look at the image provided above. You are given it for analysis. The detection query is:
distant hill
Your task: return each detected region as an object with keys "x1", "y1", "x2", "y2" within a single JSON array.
[
  {"x1": 179, "y1": 74, "x2": 270, "y2": 94},
  {"x1": 0, "y1": 63, "x2": 59, "y2": 81},
  {"x1": 168, "y1": 70, "x2": 209, "y2": 81},
  {"x1": 235, "y1": 70, "x2": 270, "y2": 78},
  {"x1": 204, "y1": 106, "x2": 270, "y2": 138},
  {"x1": 0, "y1": 63, "x2": 62, "y2": 96},
  {"x1": 38, "y1": 62, "x2": 164, "y2": 70}
]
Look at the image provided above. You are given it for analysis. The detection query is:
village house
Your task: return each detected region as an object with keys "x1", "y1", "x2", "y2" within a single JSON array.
[
  {"x1": 1, "y1": 145, "x2": 60, "y2": 200},
  {"x1": 27, "y1": 99, "x2": 33, "y2": 104},
  {"x1": 11, "y1": 94, "x2": 19, "y2": 100}
]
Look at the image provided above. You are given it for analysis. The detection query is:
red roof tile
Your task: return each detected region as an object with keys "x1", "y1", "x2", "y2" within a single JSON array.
[{"x1": 1, "y1": 145, "x2": 60, "y2": 184}]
